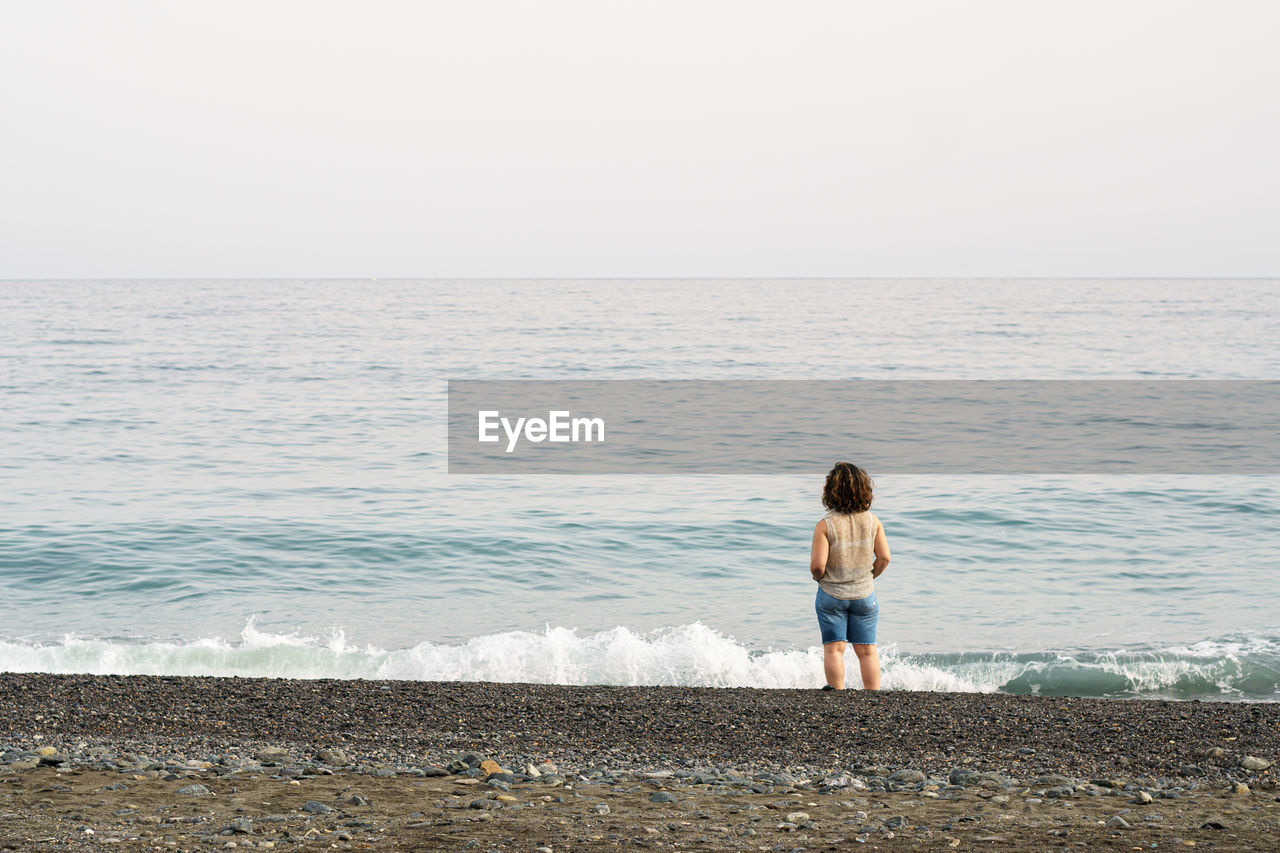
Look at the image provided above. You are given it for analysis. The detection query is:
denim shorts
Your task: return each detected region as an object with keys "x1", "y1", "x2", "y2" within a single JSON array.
[{"x1": 815, "y1": 587, "x2": 879, "y2": 645}]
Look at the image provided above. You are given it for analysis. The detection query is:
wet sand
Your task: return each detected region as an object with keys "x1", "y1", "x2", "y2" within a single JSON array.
[{"x1": 1, "y1": 674, "x2": 1277, "y2": 850}]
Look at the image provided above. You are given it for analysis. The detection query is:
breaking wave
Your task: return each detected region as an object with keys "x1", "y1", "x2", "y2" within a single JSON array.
[{"x1": 2, "y1": 620, "x2": 1277, "y2": 700}]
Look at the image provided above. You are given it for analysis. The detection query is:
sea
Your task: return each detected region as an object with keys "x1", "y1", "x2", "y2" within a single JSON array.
[{"x1": 2, "y1": 279, "x2": 1278, "y2": 701}]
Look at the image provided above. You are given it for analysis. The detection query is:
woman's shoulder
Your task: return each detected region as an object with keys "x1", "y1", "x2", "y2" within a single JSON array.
[
  {"x1": 822, "y1": 509, "x2": 878, "y2": 521},
  {"x1": 820, "y1": 510, "x2": 844, "y2": 525}
]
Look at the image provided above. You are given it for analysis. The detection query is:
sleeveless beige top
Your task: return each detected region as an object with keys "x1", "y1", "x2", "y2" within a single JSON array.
[{"x1": 819, "y1": 510, "x2": 879, "y2": 600}]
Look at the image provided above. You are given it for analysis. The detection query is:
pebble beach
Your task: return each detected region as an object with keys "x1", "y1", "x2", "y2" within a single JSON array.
[{"x1": 1, "y1": 674, "x2": 1277, "y2": 851}]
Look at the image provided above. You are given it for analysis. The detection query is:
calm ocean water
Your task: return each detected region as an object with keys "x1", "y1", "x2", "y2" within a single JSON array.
[{"x1": 2, "y1": 279, "x2": 1279, "y2": 699}]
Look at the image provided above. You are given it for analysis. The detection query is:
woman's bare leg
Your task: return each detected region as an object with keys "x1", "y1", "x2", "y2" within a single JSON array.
[
  {"x1": 823, "y1": 641, "x2": 847, "y2": 689},
  {"x1": 853, "y1": 643, "x2": 881, "y2": 690}
]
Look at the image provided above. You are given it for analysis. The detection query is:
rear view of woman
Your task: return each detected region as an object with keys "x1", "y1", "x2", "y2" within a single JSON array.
[{"x1": 809, "y1": 461, "x2": 891, "y2": 690}]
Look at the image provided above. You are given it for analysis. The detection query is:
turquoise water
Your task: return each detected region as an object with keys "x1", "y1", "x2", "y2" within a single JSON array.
[{"x1": 2, "y1": 279, "x2": 1279, "y2": 699}]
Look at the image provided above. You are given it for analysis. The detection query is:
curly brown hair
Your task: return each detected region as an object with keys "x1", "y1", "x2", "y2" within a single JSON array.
[{"x1": 822, "y1": 461, "x2": 873, "y2": 514}]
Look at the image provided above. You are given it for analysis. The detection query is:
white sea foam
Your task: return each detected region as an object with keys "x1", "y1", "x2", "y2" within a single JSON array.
[{"x1": 1, "y1": 620, "x2": 1277, "y2": 699}]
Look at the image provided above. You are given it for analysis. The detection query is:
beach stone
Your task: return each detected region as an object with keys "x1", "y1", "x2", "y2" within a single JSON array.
[
  {"x1": 524, "y1": 763, "x2": 542, "y2": 778},
  {"x1": 1045, "y1": 785, "x2": 1075, "y2": 799},
  {"x1": 1036, "y1": 774, "x2": 1075, "y2": 787},
  {"x1": 950, "y1": 769, "x2": 1013, "y2": 789},
  {"x1": 228, "y1": 818, "x2": 253, "y2": 834},
  {"x1": 890, "y1": 769, "x2": 926, "y2": 784},
  {"x1": 420, "y1": 766, "x2": 448, "y2": 777},
  {"x1": 486, "y1": 779, "x2": 511, "y2": 792},
  {"x1": 1239, "y1": 756, "x2": 1271, "y2": 771},
  {"x1": 348, "y1": 795, "x2": 370, "y2": 806},
  {"x1": 315, "y1": 748, "x2": 349, "y2": 766},
  {"x1": 468, "y1": 798, "x2": 502, "y2": 810},
  {"x1": 6, "y1": 757, "x2": 39, "y2": 771},
  {"x1": 255, "y1": 747, "x2": 289, "y2": 764},
  {"x1": 1178, "y1": 764, "x2": 1206, "y2": 777},
  {"x1": 650, "y1": 792, "x2": 678, "y2": 804},
  {"x1": 1106, "y1": 816, "x2": 1132, "y2": 829},
  {"x1": 479, "y1": 759, "x2": 503, "y2": 776},
  {"x1": 177, "y1": 784, "x2": 211, "y2": 796},
  {"x1": 786, "y1": 812, "x2": 810, "y2": 823},
  {"x1": 593, "y1": 803, "x2": 610, "y2": 815},
  {"x1": 302, "y1": 800, "x2": 332, "y2": 815},
  {"x1": 820, "y1": 773, "x2": 857, "y2": 789}
]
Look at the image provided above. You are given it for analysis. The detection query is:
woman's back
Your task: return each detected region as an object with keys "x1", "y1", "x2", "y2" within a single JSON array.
[{"x1": 819, "y1": 510, "x2": 878, "y2": 600}]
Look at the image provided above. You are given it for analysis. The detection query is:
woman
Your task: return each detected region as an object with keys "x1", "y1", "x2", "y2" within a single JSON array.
[{"x1": 809, "y1": 461, "x2": 890, "y2": 690}]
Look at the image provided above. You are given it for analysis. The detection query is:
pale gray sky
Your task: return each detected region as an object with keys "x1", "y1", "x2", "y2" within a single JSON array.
[{"x1": 2, "y1": 0, "x2": 1277, "y2": 278}]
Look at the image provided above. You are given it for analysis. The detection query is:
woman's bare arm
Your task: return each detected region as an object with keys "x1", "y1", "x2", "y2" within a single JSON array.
[
  {"x1": 871, "y1": 519, "x2": 890, "y2": 578},
  {"x1": 810, "y1": 519, "x2": 829, "y2": 580}
]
